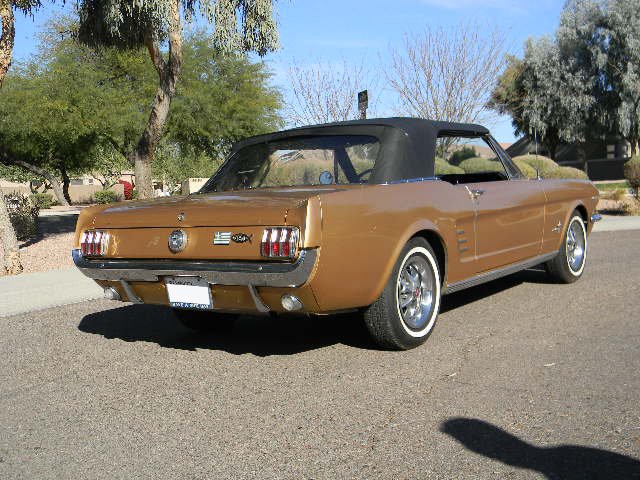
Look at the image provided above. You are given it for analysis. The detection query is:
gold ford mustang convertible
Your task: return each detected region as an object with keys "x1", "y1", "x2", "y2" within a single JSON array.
[{"x1": 73, "y1": 118, "x2": 600, "y2": 350}]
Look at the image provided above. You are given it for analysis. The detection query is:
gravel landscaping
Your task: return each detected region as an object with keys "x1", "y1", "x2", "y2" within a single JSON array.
[
  {"x1": 19, "y1": 232, "x2": 75, "y2": 273},
  {"x1": 18, "y1": 212, "x2": 78, "y2": 274}
]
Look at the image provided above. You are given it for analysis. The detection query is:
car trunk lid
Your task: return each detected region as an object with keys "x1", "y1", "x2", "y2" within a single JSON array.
[
  {"x1": 91, "y1": 188, "x2": 332, "y2": 229},
  {"x1": 86, "y1": 187, "x2": 346, "y2": 260}
]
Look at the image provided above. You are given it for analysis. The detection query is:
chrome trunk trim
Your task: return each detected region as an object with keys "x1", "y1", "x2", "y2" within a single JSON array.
[
  {"x1": 444, "y1": 252, "x2": 558, "y2": 295},
  {"x1": 72, "y1": 248, "x2": 318, "y2": 288}
]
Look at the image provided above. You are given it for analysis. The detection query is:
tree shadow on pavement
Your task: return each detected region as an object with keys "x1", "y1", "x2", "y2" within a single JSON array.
[
  {"x1": 20, "y1": 214, "x2": 79, "y2": 248},
  {"x1": 78, "y1": 304, "x2": 376, "y2": 356},
  {"x1": 441, "y1": 418, "x2": 640, "y2": 479}
]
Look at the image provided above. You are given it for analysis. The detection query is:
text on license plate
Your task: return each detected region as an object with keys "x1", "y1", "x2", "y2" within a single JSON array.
[{"x1": 164, "y1": 276, "x2": 213, "y2": 310}]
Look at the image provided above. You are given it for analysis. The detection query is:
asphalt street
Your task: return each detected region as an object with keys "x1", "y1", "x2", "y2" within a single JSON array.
[{"x1": 1, "y1": 230, "x2": 639, "y2": 479}]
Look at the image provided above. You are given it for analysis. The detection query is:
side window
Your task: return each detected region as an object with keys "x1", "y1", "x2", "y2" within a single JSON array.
[{"x1": 435, "y1": 133, "x2": 510, "y2": 183}]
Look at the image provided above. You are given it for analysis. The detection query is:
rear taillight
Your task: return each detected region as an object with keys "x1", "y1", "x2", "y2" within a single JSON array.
[
  {"x1": 81, "y1": 230, "x2": 110, "y2": 257},
  {"x1": 260, "y1": 227, "x2": 299, "y2": 259}
]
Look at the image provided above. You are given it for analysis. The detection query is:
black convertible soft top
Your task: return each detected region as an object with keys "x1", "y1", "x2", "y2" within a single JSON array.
[{"x1": 230, "y1": 117, "x2": 490, "y2": 183}]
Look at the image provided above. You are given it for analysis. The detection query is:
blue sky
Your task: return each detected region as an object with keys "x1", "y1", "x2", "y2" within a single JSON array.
[{"x1": 13, "y1": 0, "x2": 566, "y2": 142}]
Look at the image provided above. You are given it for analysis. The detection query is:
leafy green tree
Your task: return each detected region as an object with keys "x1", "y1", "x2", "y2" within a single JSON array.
[
  {"x1": 488, "y1": 55, "x2": 529, "y2": 140},
  {"x1": 490, "y1": 36, "x2": 595, "y2": 160},
  {"x1": 0, "y1": 19, "x2": 154, "y2": 205},
  {"x1": 154, "y1": 33, "x2": 282, "y2": 188},
  {"x1": 2, "y1": 20, "x2": 283, "y2": 203},
  {"x1": 1, "y1": 0, "x2": 42, "y2": 275},
  {"x1": 0, "y1": 54, "x2": 132, "y2": 204},
  {"x1": 624, "y1": 156, "x2": 640, "y2": 198},
  {"x1": 169, "y1": 35, "x2": 282, "y2": 157},
  {"x1": 149, "y1": 33, "x2": 282, "y2": 189},
  {"x1": 606, "y1": 0, "x2": 640, "y2": 154},
  {"x1": 75, "y1": 0, "x2": 279, "y2": 199},
  {"x1": 492, "y1": 0, "x2": 640, "y2": 159}
]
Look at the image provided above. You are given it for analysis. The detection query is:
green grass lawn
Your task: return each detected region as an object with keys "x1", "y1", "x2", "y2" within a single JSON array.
[{"x1": 594, "y1": 181, "x2": 630, "y2": 191}]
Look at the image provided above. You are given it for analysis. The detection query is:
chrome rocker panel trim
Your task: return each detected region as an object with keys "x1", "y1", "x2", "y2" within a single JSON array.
[
  {"x1": 444, "y1": 251, "x2": 558, "y2": 295},
  {"x1": 72, "y1": 248, "x2": 318, "y2": 288}
]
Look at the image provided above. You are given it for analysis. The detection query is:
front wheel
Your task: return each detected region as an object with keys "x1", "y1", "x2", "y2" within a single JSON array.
[
  {"x1": 545, "y1": 212, "x2": 588, "y2": 283},
  {"x1": 363, "y1": 238, "x2": 442, "y2": 350},
  {"x1": 172, "y1": 309, "x2": 236, "y2": 332}
]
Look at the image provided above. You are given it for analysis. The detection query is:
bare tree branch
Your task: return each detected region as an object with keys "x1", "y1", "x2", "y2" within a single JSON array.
[
  {"x1": 286, "y1": 59, "x2": 378, "y2": 126},
  {"x1": 386, "y1": 24, "x2": 509, "y2": 127}
]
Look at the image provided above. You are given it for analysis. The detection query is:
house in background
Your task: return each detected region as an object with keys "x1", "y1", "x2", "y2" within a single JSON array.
[{"x1": 506, "y1": 135, "x2": 631, "y2": 181}]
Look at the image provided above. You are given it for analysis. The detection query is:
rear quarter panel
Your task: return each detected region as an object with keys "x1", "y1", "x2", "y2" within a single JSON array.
[{"x1": 309, "y1": 181, "x2": 473, "y2": 311}]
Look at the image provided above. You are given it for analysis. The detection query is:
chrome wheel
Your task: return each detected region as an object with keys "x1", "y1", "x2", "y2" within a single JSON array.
[
  {"x1": 397, "y1": 255, "x2": 435, "y2": 331},
  {"x1": 364, "y1": 239, "x2": 441, "y2": 349},
  {"x1": 566, "y1": 218, "x2": 586, "y2": 274}
]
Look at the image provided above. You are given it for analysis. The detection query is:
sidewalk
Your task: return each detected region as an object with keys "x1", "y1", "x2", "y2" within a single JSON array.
[
  {"x1": 0, "y1": 268, "x2": 102, "y2": 318},
  {"x1": 593, "y1": 214, "x2": 640, "y2": 232},
  {"x1": 39, "y1": 207, "x2": 83, "y2": 217}
]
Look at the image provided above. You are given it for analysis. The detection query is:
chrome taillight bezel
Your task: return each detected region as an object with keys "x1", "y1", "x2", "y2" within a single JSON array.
[
  {"x1": 80, "y1": 230, "x2": 110, "y2": 257},
  {"x1": 260, "y1": 227, "x2": 300, "y2": 259}
]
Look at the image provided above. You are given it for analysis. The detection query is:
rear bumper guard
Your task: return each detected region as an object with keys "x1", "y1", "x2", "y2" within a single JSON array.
[{"x1": 71, "y1": 248, "x2": 318, "y2": 288}]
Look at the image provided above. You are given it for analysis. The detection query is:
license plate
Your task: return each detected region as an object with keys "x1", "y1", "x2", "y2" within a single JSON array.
[{"x1": 165, "y1": 276, "x2": 213, "y2": 310}]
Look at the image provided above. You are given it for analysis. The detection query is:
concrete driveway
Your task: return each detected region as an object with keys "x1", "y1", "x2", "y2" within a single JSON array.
[{"x1": 1, "y1": 230, "x2": 639, "y2": 479}]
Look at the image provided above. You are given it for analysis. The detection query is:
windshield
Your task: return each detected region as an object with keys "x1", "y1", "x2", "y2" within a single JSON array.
[{"x1": 200, "y1": 135, "x2": 380, "y2": 192}]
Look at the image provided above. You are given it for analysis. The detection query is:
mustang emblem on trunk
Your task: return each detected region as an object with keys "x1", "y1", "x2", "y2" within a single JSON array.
[
  {"x1": 177, "y1": 212, "x2": 186, "y2": 222},
  {"x1": 231, "y1": 233, "x2": 252, "y2": 244}
]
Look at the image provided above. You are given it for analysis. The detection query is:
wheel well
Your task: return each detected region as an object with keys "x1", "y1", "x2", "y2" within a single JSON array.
[
  {"x1": 575, "y1": 205, "x2": 588, "y2": 223},
  {"x1": 413, "y1": 230, "x2": 447, "y2": 285}
]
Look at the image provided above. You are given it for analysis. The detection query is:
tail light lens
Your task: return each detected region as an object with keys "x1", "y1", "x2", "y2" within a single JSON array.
[
  {"x1": 260, "y1": 227, "x2": 299, "y2": 259},
  {"x1": 81, "y1": 230, "x2": 110, "y2": 257}
]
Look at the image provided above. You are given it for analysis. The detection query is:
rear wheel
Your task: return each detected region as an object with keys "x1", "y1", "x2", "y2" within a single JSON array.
[
  {"x1": 172, "y1": 309, "x2": 236, "y2": 332},
  {"x1": 363, "y1": 238, "x2": 442, "y2": 350},
  {"x1": 545, "y1": 212, "x2": 588, "y2": 283}
]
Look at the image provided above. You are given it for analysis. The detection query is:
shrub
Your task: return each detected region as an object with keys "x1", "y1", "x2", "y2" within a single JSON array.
[
  {"x1": 449, "y1": 146, "x2": 477, "y2": 165},
  {"x1": 4, "y1": 193, "x2": 38, "y2": 240},
  {"x1": 624, "y1": 155, "x2": 640, "y2": 198},
  {"x1": 93, "y1": 190, "x2": 121, "y2": 204},
  {"x1": 513, "y1": 155, "x2": 559, "y2": 176},
  {"x1": 458, "y1": 157, "x2": 503, "y2": 174},
  {"x1": 544, "y1": 166, "x2": 589, "y2": 180},
  {"x1": 29, "y1": 193, "x2": 55, "y2": 209},
  {"x1": 623, "y1": 198, "x2": 640, "y2": 215},
  {"x1": 608, "y1": 188, "x2": 627, "y2": 202},
  {"x1": 514, "y1": 159, "x2": 537, "y2": 179},
  {"x1": 435, "y1": 158, "x2": 465, "y2": 175}
]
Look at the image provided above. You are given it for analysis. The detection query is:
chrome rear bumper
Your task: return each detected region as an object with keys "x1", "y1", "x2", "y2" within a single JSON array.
[{"x1": 71, "y1": 248, "x2": 318, "y2": 288}]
